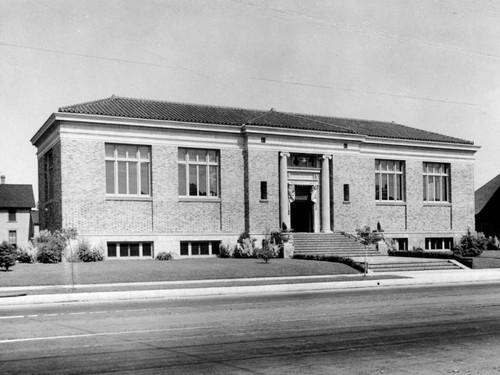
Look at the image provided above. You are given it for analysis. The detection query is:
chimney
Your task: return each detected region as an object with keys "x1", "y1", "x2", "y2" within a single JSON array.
[{"x1": 0, "y1": 175, "x2": 5, "y2": 184}]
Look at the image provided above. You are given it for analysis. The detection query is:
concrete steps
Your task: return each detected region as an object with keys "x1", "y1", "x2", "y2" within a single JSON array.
[
  {"x1": 293, "y1": 233, "x2": 467, "y2": 272},
  {"x1": 365, "y1": 260, "x2": 463, "y2": 273},
  {"x1": 293, "y1": 232, "x2": 381, "y2": 257}
]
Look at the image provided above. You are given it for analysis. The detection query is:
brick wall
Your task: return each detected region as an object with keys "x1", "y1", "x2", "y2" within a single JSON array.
[
  {"x1": 220, "y1": 147, "x2": 246, "y2": 234},
  {"x1": 61, "y1": 138, "x2": 153, "y2": 234},
  {"x1": 151, "y1": 144, "x2": 222, "y2": 234},
  {"x1": 58, "y1": 138, "x2": 246, "y2": 239},
  {"x1": 39, "y1": 140, "x2": 62, "y2": 231},
  {"x1": 450, "y1": 161, "x2": 475, "y2": 232},
  {"x1": 246, "y1": 148, "x2": 280, "y2": 234},
  {"x1": 332, "y1": 154, "x2": 475, "y2": 244}
]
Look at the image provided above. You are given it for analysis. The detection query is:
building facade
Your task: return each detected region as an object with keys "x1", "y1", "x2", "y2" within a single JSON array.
[{"x1": 31, "y1": 96, "x2": 479, "y2": 258}]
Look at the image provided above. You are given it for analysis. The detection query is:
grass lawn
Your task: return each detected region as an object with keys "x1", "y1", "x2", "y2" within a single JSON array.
[
  {"x1": 472, "y1": 251, "x2": 500, "y2": 269},
  {"x1": 0, "y1": 258, "x2": 360, "y2": 287}
]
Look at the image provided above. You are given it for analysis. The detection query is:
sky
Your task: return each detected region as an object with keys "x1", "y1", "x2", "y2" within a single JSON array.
[{"x1": 1, "y1": 0, "x2": 500, "y2": 200}]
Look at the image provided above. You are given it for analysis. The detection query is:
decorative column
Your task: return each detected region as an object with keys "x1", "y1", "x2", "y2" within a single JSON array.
[
  {"x1": 311, "y1": 185, "x2": 320, "y2": 233},
  {"x1": 279, "y1": 152, "x2": 290, "y2": 230},
  {"x1": 321, "y1": 155, "x2": 332, "y2": 233}
]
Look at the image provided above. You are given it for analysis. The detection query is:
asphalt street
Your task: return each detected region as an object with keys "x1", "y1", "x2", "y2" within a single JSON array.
[{"x1": 1, "y1": 283, "x2": 500, "y2": 374}]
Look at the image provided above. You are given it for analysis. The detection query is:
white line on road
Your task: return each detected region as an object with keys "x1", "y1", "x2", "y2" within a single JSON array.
[
  {"x1": 0, "y1": 325, "x2": 219, "y2": 344},
  {"x1": 1, "y1": 307, "x2": 158, "y2": 321}
]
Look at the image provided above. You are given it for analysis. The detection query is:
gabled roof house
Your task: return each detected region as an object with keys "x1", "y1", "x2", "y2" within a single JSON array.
[
  {"x1": 0, "y1": 181, "x2": 36, "y2": 247},
  {"x1": 31, "y1": 96, "x2": 479, "y2": 258},
  {"x1": 475, "y1": 174, "x2": 500, "y2": 238}
]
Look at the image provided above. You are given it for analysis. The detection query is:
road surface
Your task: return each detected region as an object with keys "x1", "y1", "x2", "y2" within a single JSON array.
[{"x1": 1, "y1": 283, "x2": 500, "y2": 374}]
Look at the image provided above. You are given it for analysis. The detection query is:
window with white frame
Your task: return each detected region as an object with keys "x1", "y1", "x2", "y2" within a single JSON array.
[
  {"x1": 178, "y1": 148, "x2": 219, "y2": 197},
  {"x1": 423, "y1": 162, "x2": 450, "y2": 202},
  {"x1": 8, "y1": 231, "x2": 17, "y2": 247},
  {"x1": 180, "y1": 241, "x2": 221, "y2": 256},
  {"x1": 105, "y1": 144, "x2": 151, "y2": 196},
  {"x1": 426, "y1": 237, "x2": 453, "y2": 250},
  {"x1": 375, "y1": 160, "x2": 405, "y2": 202},
  {"x1": 107, "y1": 242, "x2": 153, "y2": 258}
]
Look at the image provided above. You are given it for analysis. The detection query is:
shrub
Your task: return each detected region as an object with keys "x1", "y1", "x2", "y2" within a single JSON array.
[
  {"x1": 17, "y1": 242, "x2": 38, "y2": 263},
  {"x1": 486, "y1": 236, "x2": 500, "y2": 250},
  {"x1": 234, "y1": 231, "x2": 257, "y2": 258},
  {"x1": 34, "y1": 228, "x2": 78, "y2": 263},
  {"x1": 453, "y1": 229, "x2": 488, "y2": 257},
  {"x1": 37, "y1": 242, "x2": 62, "y2": 263},
  {"x1": 156, "y1": 251, "x2": 173, "y2": 261},
  {"x1": 0, "y1": 241, "x2": 17, "y2": 271},
  {"x1": 218, "y1": 241, "x2": 234, "y2": 258},
  {"x1": 74, "y1": 239, "x2": 104, "y2": 262}
]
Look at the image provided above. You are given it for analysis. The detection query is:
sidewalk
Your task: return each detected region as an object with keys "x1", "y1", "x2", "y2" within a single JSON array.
[{"x1": 1, "y1": 268, "x2": 500, "y2": 306}]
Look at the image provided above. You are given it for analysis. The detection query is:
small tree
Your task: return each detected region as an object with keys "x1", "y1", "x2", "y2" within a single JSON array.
[
  {"x1": 258, "y1": 228, "x2": 280, "y2": 263},
  {"x1": 35, "y1": 227, "x2": 78, "y2": 263},
  {"x1": 355, "y1": 226, "x2": 377, "y2": 276},
  {"x1": 0, "y1": 241, "x2": 17, "y2": 271}
]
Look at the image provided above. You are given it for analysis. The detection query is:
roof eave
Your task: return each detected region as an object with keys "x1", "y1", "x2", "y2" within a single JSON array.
[
  {"x1": 38, "y1": 111, "x2": 244, "y2": 135},
  {"x1": 31, "y1": 113, "x2": 57, "y2": 146}
]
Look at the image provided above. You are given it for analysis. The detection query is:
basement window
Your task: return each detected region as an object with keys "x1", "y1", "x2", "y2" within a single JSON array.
[
  {"x1": 107, "y1": 242, "x2": 154, "y2": 258},
  {"x1": 180, "y1": 241, "x2": 221, "y2": 256},
  {"x1": 393, "y1": 238, "x2": 408, "y2": 251},
  {"x1": 425, "y1": 237, "x2": 453, "y2": 250}
]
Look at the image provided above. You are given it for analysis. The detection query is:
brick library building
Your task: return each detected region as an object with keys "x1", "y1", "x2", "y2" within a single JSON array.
[{"x1": 31, "y1": 96, "x2": 479, "y2": 258}]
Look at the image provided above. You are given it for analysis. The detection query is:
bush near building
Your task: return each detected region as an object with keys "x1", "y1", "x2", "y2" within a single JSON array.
[
  {"x1": 73, "y1": 239, "x2": 104, "y2": 262},
  {"x1": 0, "y1": 241, "x2": 17, "y2": 271},
  {"x1": 453, "y1": 229, "x2": 488, "y2": 257},
  {"x1": 33, "y1": 228, "x2": 78, "y2": 263}
]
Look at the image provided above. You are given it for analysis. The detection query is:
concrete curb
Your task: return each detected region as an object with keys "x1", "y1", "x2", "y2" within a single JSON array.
[{"x1": 1, "y1": 269, "x2": 500, "y2": 306}]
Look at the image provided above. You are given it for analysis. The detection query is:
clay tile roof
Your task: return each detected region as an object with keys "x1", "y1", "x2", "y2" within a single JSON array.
[
  {"x1": 58, "y1": 96, "x2": 473, "y2": 145},
  {"x1": 0, "y1": 185, "x2": 35, "y2": 208},
  {"x1": 475, "y1": 174, "x2": 500, "y2": 215}
]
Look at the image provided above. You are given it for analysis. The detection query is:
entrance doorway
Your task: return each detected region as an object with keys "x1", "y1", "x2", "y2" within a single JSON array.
[{"x1": 290, "y1": 185, "x2": 314, "y2": 232}]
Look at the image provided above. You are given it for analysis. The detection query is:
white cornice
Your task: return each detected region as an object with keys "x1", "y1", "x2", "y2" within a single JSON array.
[
  {"x1": 242, "y1": 124, "x2": 365, "y2": 142},
  {"x1": 363, "y1": 135, "x2": 480, "y2": 153},
  {"x1": 58, "y1": 122, "x2": 243, "y2": 149},
  {"x1": 31, "y1": 113, "x2": 56, "y2": 146},
  {"x1": 31, "y1": 112, "x2": 480, "y2": 159},
  {"x1": 31, "y1": 112, "x2": 242, "y2": 146},
  {"x1": 360, "y1": 142, "x2": 477, "y2": 161},
  {"x1": 36, "y1": 127, "x2": 60, "y2": 158}
]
